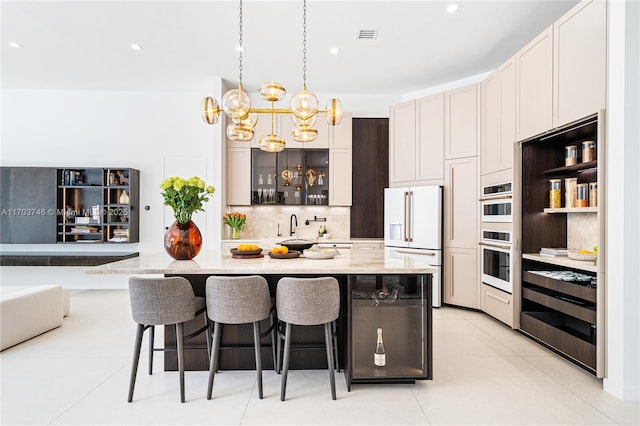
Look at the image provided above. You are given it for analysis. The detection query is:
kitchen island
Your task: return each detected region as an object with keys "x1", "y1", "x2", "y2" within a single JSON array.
[{"x1": 88, "y1": 249, "x2": 435, "y2": 387}]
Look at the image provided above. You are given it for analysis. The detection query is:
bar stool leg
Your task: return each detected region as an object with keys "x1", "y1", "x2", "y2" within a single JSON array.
[
  {"x1": 332, "y1": 320, "x2": 339, "y2": 372},
  {"x1": 253, "y1": 321, "x2": 263, "y2": 399},
  {"x1": 270, "y1": 310, "x2": 277, "y2": 372},
  {"x1": 207, "y1": 322, "x2": 222, "y2": 399},
  {"x1": 324, "y1": 322, "x2": 336, "y2": 400},
  {"x1": 128, "y1": 323, "x2": 145, "y2": 402},
  {"x1": 204, "y1": 314, "x2": 212, "y2": 358},
  {"x1": 280, "y1": 323, "x2": 292, "y2": 401},
  {"x1": 176, "y1": 323, "x2": 186, "y2": 403},
  {"x1": 148, "y1": 325, "x2": 155, "y2": 375}
]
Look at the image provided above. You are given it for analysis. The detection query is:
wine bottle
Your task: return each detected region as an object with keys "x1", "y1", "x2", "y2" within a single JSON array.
[{"x1": 374, "y1": 328, "x2": 386, "y2": 367}]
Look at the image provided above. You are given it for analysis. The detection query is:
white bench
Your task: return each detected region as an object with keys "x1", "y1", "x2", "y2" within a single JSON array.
[{"x1": 0, "y1": 285, "x2": 70, "y2": 351}]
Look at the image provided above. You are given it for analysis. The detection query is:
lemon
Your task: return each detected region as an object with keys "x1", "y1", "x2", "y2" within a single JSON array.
[{"x1": 280, "y1": 246, "x2": 289, "y2": 255}]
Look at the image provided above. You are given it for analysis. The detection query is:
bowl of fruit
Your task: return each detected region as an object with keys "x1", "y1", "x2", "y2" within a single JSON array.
[
  {"x1": 230, "y1": 244, "x2": 262, "y2": 257},
  {"x1": 268, "y1": 245, "x2": 301, "y2": 259},
  {"x1": 568, "y1": 246, "x2": 597, "y2": 261}
]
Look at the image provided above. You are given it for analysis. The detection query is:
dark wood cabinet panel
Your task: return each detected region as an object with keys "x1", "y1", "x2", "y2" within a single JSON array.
[
  {"x1": 350, "y1": 118, "x2": 389, "y2": 238},
  {"x1": 0, "y1": 167, "x2": 57, "y2": 243}
]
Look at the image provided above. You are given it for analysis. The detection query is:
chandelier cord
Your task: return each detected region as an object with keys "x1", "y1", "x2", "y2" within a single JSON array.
[
  {"x1": 302, "y1": 0, "x2": 307, "y2": 89},
  {"x1": 238, "y1": 0, "x2": 244, "y2": 88}
]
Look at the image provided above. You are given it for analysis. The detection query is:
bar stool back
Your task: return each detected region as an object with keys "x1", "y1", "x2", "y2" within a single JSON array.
[
  {"x1": 276, "y1": 277, "x2": 340, "y2": 401},
  {"x1": 205, "y1": 275, "x2": 275, "y2": 399},
  {"x1": 128, "y1": 276, "x2": 209, "y2": 403}
]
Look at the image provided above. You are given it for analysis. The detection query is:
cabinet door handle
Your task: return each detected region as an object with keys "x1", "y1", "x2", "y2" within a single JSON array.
[
  {"x1": 486, "y1": 292, "x2": 510, "y2": 305},
  {"x1": 404, "y1": 191, "x2": 410, "y2": 242},
  {"x1": 407, "y1": 191, "x2": 413, "y2": 242}
]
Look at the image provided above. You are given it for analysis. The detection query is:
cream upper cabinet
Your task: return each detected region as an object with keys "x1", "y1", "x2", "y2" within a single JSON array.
[
  {"x1": 416, "y1": 94, "x2": 444, "y2": 181},
  {"x1": 329, "y1": 112, "x2": 352, "y2": 149},
  {"x1": 481, "y1": 72, "x2": 499, "y2": 175},
  {"x1": 553, "y1": 0, "x2": 606, "y2": 128},
  {"x1": 444, "y1": 247, "x2": 478, "y2": 309},
  {"x1": 226, "y1": 147, "x2": 251, "y2": 206},
  {"x1": 444, "y1": 156, "x2": 478, "y2": 248},
  {"x1": 445, "y1": 84, "x2": 478, "y2": 159},
  {"x1": 498, "y1": 56, "x2": 516, "y2": 170},
  {"x1": 281, "y1": 113, "x2": 330, "y2": 149},
  {"x1": 516, "y1": 25, "x2": 553, "y2": 142},
  {"x1": 329, "y1": 148, "x2": 352, "y2": 206},
  {"x1": 389, "y1": 100, "x2": 417, "y2": 184}
]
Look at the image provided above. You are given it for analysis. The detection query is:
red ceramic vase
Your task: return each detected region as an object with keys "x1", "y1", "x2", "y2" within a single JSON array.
[{"x1": 164, "y1": 220, "x2": 202, "y2": 260}]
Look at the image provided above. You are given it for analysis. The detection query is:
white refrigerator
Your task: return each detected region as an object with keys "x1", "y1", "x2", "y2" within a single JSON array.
[{"x1": 384, "y1": 185, "x2": 443, "y2": 307}]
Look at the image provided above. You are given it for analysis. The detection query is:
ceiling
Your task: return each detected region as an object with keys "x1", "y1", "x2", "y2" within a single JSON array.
[{"x1": 1, "y1": 0, "x2": 579, "y2": 96}]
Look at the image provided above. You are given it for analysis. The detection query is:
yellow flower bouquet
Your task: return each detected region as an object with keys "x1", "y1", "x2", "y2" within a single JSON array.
[{"x1": 160, "y1": 176, "x2": 216, "y2": 224}]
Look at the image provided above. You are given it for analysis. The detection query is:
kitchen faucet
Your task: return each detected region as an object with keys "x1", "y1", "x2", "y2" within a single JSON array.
[{"x1": 290, "y1": 214, "x2": 298, "y2": 237}]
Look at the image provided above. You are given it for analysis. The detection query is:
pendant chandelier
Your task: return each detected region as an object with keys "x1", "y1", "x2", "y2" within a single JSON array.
[{"x1": 200, "y1": 0, "x2": 342, "y2": 153}]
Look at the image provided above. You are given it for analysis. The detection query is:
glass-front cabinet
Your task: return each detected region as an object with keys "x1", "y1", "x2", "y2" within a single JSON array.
[
  {"x1": 251, "y1": 148, "x2": 329, "y2": 206},
  {"x1": 346, "y1": 274, "x2": 432, "y2": 390}
]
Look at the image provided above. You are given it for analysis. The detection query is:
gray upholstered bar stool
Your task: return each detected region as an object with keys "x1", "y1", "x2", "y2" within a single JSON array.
[
  {"x1": 276, "y1": 277, "x2": 340, "y2": 401},
  {"x1": 127, "y1": 276, "x2": 210, "y2": 403},
  {"x1": 205, "y1": 275, "x2": 276, "y2": 400}
]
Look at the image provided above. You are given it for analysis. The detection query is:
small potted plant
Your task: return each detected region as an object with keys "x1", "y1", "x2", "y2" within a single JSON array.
[
  {"x1": 160, "y1": 176, "x2": 215, "y2": 259},
  {"x1": 223, "y1": 211, "x2": 247, "y2": 239}
]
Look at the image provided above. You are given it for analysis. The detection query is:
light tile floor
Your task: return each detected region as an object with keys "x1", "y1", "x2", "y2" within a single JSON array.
[{"x1": 1, "y1": 290, "x2": 638, "y2": 425}]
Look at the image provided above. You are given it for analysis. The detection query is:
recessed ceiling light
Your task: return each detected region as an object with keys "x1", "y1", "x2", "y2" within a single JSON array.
[
  {"x1": 236, "y1": 45, "x2": 245, "y2": 52},
  {"x1": 9, "y1": 41, "x2": 23, "y2": 49},
  {"x1": 130, "y1": 43, "x2": 143, "y2": 51},
  {"x1": 447, "y1": 4, "x2": 459, "y2": 13},
  {"x1": 330, "y1": 47, "x2": 340, "y2": 55}
]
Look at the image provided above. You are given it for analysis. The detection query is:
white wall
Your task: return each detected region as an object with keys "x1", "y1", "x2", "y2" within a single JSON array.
[
  {"x1": 604, "y1": 0, "x2": 640, "y2": 401},
  {"x1": 0, "y1": 83, "x2": 224, "y2": 288}
]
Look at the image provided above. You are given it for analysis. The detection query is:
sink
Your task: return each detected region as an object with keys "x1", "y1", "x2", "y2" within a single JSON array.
[{"x1": 278, "y1": 239, "x2": 315, "y2": 251}]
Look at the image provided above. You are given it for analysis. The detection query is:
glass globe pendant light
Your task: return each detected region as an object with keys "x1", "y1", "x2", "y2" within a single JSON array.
[
  {"x1": 200, "y1": 97, "x2": 220, "y2": 124},
  {"x1": 259, "y1": 103, "x2": 285, "y2": 152},
  {"x1": 291, "y1": 113, "x2": 318, "y2": 142},
  {"x1": 325, "y1": 97, "x2": 343, "y2": 125}
]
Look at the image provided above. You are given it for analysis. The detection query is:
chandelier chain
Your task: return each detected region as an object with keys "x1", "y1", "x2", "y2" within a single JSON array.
[
  {"x1": 238, "y1": 0, "x2": 244, "y2": 86},
  {"x1": 302, "y1": 0, "x2": 307, "y2": 87}
]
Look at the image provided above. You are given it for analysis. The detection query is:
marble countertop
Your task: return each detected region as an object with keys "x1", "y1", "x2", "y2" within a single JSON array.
[{"x1": 86, "y1": 248, "x2": 436, "y2": 275}]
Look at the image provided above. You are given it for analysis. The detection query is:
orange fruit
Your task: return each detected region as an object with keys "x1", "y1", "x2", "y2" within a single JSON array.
[
  {"x1": 249, "y1": 244, "x2": 259, "y2": 251},
  {"x1": 271, "y1": 246, "x2": 281, "y2": 254},
  {"x1": 280, "y1": 246, "x2": 289, "y2": 254},
  {"x1": 237, "y1": 244, "x2": 245, "y2": 251}
]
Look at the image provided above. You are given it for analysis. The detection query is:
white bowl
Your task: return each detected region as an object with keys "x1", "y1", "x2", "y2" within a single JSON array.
[
  {"x1": 567, "y1": 250, "x2": 597, "y2": 261},
  {"x1": 303, "y1": 248, "x2": 338, "y2": 259}
]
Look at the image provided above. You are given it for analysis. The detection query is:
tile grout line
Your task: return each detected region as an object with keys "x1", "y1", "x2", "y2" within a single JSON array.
[
  {"x1": 517, "y1": 354, "x2": 621, "y2": 425},
  {"x1": 46, "y1": 359, "x2": 131, "y2": 426}
]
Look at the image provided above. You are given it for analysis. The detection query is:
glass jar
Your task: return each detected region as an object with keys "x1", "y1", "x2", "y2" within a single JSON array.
[
  {"x1": 589, "y1": 182, "x2": 598, "y2": 207},
  {"x1": 565, "y1": 145, "x2": 578, "y2": 166},
  {"x1": 564, "y1": 177, "x2": 578, "y2": 208},
  {"x1": 576, "y1": 183, "x2": 589, "y2": 207},
  {"x1": 582, "y1": 141, "x2": 595, "y2": 163},
  {"x1": 549, "y1": 179, "x2": 562, "y2": 208}
]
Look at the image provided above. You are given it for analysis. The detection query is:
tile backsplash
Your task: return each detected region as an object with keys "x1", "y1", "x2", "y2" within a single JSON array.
[{"x1": 226, "y1": 206, "x2": 350, "y2": 240}]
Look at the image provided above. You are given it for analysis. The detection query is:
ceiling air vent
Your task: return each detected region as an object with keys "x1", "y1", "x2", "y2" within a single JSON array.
[{"x1": 357, "y1": 29, "x2": 378, "y2": 40}]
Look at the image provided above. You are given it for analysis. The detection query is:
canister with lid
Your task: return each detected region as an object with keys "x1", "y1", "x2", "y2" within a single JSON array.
[
  {"x1": 549, "y1": 179, "x2": 562, "y2": 208},
  {"x1": 564, "y1": 177, "x2": 578, "y2": 208},
  {"x1": 582, "y1": 141, "x2": 595, "y2": 163},
  {"x1": 565, "y1": 145, "x2": 578, "y2": 166},
  {"x1": 576, "y1": 183, "x2": 589, "y2": 207}
]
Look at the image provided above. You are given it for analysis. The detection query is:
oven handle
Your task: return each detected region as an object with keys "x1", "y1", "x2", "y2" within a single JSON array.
[
  {"x1": 478, "y1": 241, "x2": 512, "y2": 250},
  {"x1": 479, "y1": 195, "x2": 513, "y2": 202}
]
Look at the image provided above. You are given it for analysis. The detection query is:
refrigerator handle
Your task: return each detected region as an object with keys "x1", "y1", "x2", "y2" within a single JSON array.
[
  {"x1": 408, "y1": 191, "x2": 413, "y2": 242},
  {"x1": 404, "y1": 191, "x2": 409, "y2": 242}
]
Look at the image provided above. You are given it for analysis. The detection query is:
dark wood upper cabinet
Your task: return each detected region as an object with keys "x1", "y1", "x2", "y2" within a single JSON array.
[{"x1": 350, "y1": 118, "x2": 389, "y2": 238}]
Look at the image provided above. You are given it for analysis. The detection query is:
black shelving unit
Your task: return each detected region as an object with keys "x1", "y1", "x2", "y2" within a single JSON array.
[{"x1": 56, "y1": 168, "x2": 139, "y2": 243}]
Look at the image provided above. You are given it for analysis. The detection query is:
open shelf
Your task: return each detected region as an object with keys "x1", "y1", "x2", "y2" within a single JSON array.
[{"x1": 544, "y1": 160, "x2": 597, "y2": 175}]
